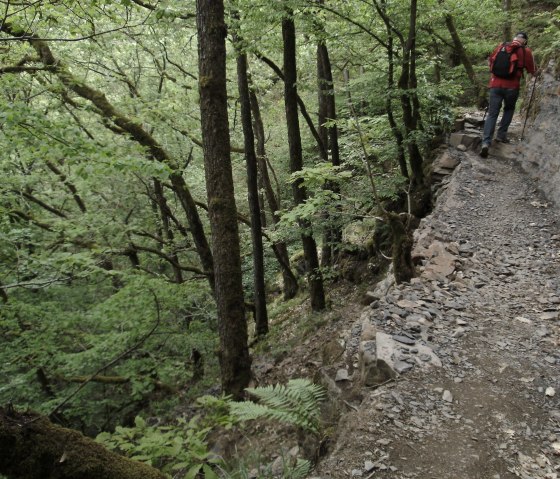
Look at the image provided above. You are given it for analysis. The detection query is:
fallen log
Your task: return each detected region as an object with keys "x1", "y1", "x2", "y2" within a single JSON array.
[{"x1": 0, "y1": 406, "x2": 166, "y2": 479}]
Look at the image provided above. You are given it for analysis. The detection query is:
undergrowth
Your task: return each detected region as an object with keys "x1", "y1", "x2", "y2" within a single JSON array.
[{"x1": 96, "y1": 379, "x2": 326, "y2": 478}]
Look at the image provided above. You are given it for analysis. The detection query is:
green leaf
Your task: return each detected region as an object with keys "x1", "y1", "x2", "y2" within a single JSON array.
[
  {"x1": 185, "y1": 464, "x2": 202, "y2": 479},
  {"x1": 202, "y1": 464, "x2": 219, "y2": 479},
  {"x1": 134, "y1": 416, "x2": 146, "y2": 429}
]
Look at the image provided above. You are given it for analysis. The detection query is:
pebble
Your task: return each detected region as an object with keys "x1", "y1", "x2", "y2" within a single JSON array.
[{"x1": 392, "y1": 335, "x2": 416, "y2": 345}]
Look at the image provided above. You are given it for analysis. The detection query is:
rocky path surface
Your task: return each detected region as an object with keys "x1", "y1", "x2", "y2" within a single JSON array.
[{"x1": 313, "y1": 147, "x2": 560, "y2": 479}]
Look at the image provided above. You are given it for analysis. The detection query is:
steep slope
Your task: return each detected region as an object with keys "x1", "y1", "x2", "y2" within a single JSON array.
[{"x1": 310, "y1": 63, "x2": 560, "y2": 478}]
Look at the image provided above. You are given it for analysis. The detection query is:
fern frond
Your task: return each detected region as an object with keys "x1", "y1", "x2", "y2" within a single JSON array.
[
  {"x1": 229, "y1": 379, "x2": 325, "y2": 434},
  {"x1": 290, "y1": 458, "x2": 312, "y2": 479}
]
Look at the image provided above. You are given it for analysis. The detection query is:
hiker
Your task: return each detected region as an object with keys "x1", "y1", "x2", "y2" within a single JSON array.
[{"x1": 480, "y1": 31, "x2": 536, "y2": 158}]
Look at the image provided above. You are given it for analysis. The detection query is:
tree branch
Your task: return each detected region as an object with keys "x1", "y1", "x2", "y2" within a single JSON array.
[
  {"x1": 128, "y1": 0, "x2": 196, "y2": 21},
  {"x1": 17, "y1": 190, "x2": 67, "y2": 218}
]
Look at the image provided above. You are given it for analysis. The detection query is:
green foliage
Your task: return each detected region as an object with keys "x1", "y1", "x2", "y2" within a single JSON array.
[
  {"x1": 195, "y1": 394, "x2": 238, "y2": 430},
  {"x1": 0, "y1": 3, "x2": 554, "y2": 476},
  {"x1": 229, "y1": 379, "x2": 326, "y2": 435},
  {"x1": 94, "y1": 380, "x2": 323, "y2": 478},
  {"x1": 0, "y1": 277, "x2": 217, "y2": 431},
  {"x1": 96, "y1": 415, "x2": 220, "y2": 478},
  {"x1": 537, "y1": 6, "x2": 560, "y2": 59}
]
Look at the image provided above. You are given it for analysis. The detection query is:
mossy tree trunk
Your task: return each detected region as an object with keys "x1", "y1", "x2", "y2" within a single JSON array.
[
  {"x1": 196, "y1": 0, "x2": 251, "y2": 398},
  {"x1": 0, "y1": 407, "x2": 165, "y2": 479}
]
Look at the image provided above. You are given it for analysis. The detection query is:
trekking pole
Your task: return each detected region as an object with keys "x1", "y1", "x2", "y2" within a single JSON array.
[{"x1": 521, "y1": 75, "x2": 538, "y2": 141}]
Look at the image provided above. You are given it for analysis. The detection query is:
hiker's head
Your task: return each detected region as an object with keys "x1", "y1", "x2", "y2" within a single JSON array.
[{"x1": 514, "y1": 32, "x2": 528, "y2": 45}]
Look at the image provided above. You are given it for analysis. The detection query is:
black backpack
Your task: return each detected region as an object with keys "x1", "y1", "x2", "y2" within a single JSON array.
[{"x1": 491, "y1": 42, "x2": 522, "y2": 79}]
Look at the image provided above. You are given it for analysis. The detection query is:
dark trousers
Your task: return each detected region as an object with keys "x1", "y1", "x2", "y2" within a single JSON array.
[{"x1": 482, "y1": 87, "x2": 519, "y2": 145}]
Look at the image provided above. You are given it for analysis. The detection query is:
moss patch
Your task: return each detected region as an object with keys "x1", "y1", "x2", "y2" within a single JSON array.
[{"x1": 0, "y1": 407, "x2": 166, "y2": 479}]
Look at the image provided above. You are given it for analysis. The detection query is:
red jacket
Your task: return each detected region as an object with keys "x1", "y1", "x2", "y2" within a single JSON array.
[{"x1": 488, "y1": 40, "x2": 536, "y2": 89}]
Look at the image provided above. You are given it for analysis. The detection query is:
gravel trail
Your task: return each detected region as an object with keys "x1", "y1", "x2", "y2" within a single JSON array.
[{"x1": 313, "y1": 147, "x2": 560, "y2": 479}]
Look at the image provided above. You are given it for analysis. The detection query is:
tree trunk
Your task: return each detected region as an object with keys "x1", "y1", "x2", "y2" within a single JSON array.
[
  {"x1": 0, "y1": 282, "x2": 8, "y2": 303},
  {"x1": 388, "y1": 213, "x2": 415, "y2": 284},
  {"x1": 317, "y1": 42, "x2": 332, "y2": 266},
  {"x1": 317, "y1": 46, "x2": 329, "y2": 157},
  {"x1": 233, "y1": 26, "x2": 269, "y2": 337},
  {"x1": 282, "y1": 11, "x2": 326, "y2": 312},
  {"x1": 169, "y1": 173, "x2": 215, "y2": 290},
  {"x1": 249, "y1": 82, "x2": 299, "y2": 300},
  {"x1": 254, "y1": 53, "x2": 328, "y2": 162},
  {"x1": 443, "y1": 10, "x2": 486, "y2": 107},
  {"x1": 153, "y1": 179, "x2": 183, "y2": 283},
  {"x1": 0, "y1": 407, "x2": 165, "y2": 479},
  {"x1": 502, "y1": 0, "x2": 512, "y2": 42},
  {"x1": 374, "y1": 0, "x2": 408, "y2": 177},
  {"x1": 196, "y1": 0, "x2": 251, "y2": 399},
  {"x1": 384, "y1": 29, "x2": 408, "y2": 178},
  {"x1": 317, "y1": 39, "x2": 343, "y2": 267},
  {"x1": 398, "y1": 0, "x2": 424, "y2": 185}
]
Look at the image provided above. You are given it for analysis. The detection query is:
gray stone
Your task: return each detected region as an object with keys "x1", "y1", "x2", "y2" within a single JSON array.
[
  {"x1": 442, "y1": 390, "x2": 453, "y2": 403},
  {"x1": 394, "y1": 360, "x2": 414, "y2": 374},
  {"x1": 392, "y1": 334, "x2": 416, "y2": 345},
  {"x1": 540, "y1": 311, "x2": 559, "y2": 321},
  {"x1": 335, "y1": 369, "x2": 350, "y2": 382}
]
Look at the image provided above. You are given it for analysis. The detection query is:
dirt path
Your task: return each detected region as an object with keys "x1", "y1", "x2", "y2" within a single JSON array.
[{"x1": 312, "y1": 147, "x2": 560, "y2": 478}]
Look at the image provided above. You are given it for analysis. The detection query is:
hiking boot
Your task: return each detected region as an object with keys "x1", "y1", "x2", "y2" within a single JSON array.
[
  {"x1": 495, "y1": 136, "x2": 511, "y2": 144},
  {"x1": 480, "y1": 144, "x2": 489, "y2": 158}
]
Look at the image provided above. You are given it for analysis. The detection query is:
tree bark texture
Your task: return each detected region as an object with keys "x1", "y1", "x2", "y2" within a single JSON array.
[
  {"x1": 317, "y1": 40, "x2": 343, "y2": 266},
  {"x1": 249, "y1": 87, "x2": 299, "y2": 300},
  {"x1": 398, "y1": 0, "x2": 424, "y2": 185},
  {"x1": 502, "y1": 0, "x2": 512, "y2": 42},
  {"x1": 388, "y1": 213, "x2": 415, "y2": 284},
  {"x1": 196, "y1": 0, "x2": 251, "y2": 398},
  {"x1": 234, "y1": 34, "x2": 269, "y2": 337},
  {"x1": 0, "y1": 407, "x2": 165, "y2": 479},
  {"x1": 282, "y1": 13, "x2": 326, "y2": 311}
]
